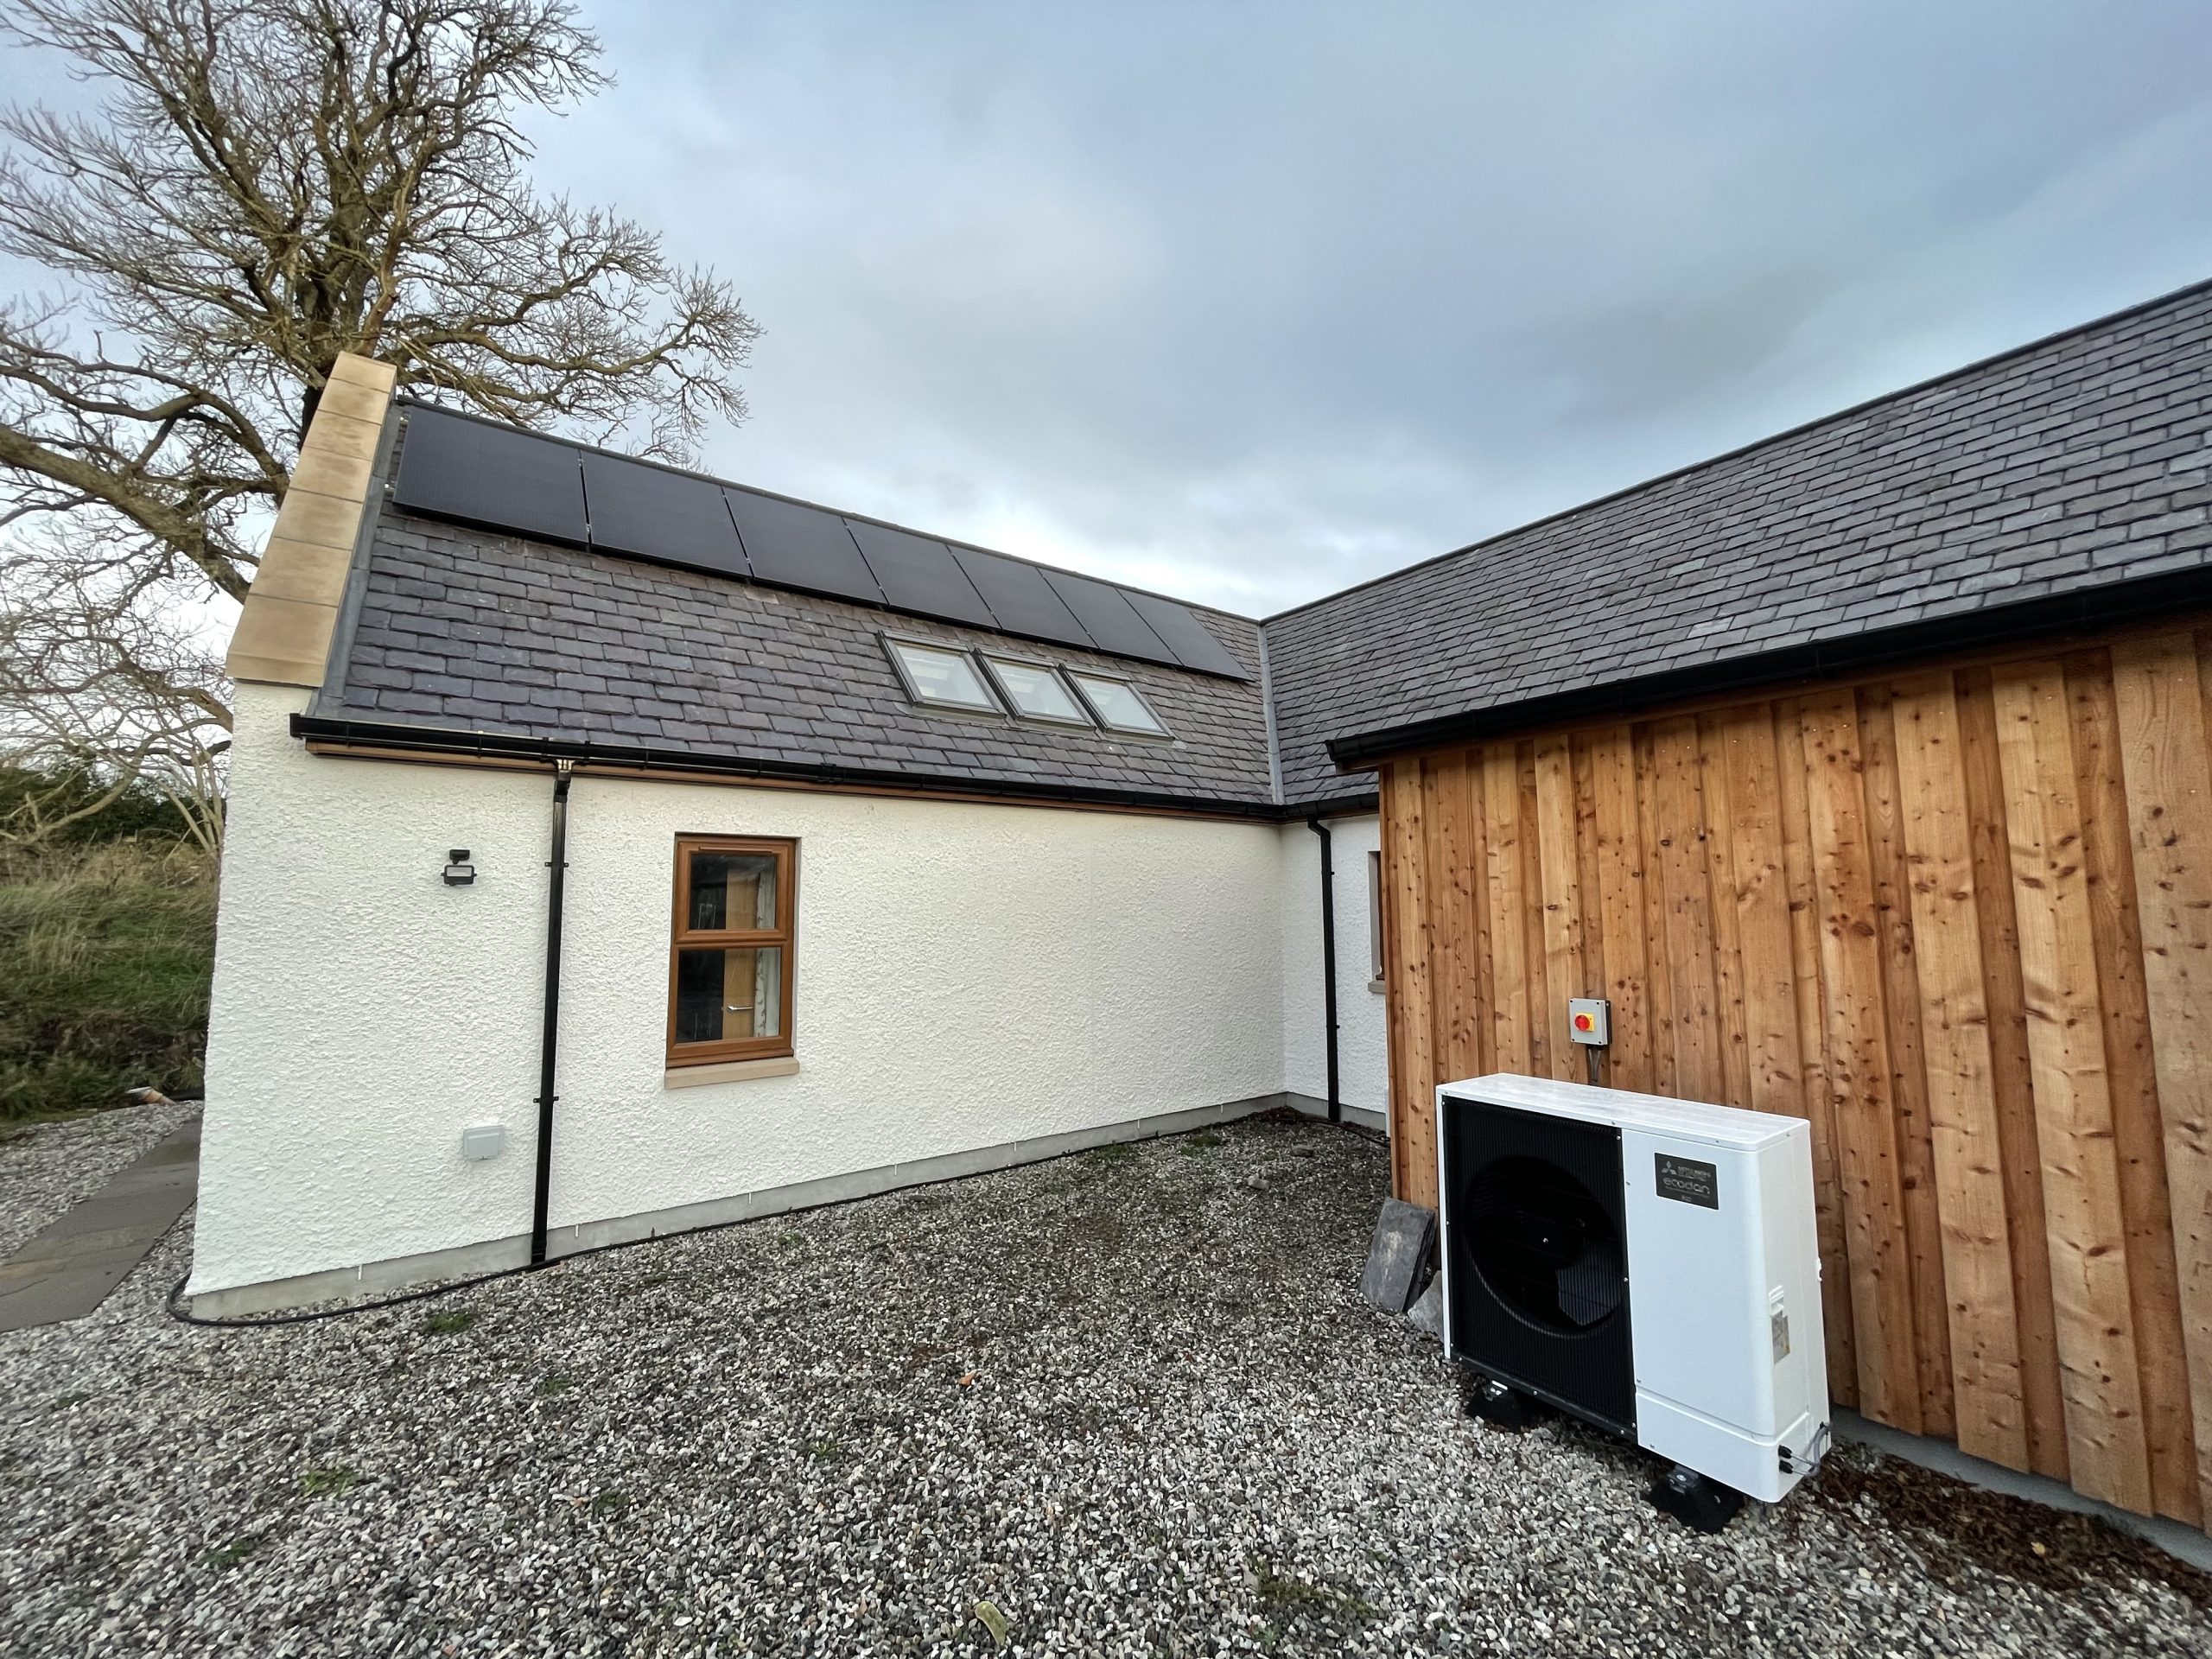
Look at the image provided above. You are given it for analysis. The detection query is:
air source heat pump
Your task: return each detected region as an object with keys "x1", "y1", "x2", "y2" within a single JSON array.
[{"x1": 1436, "y1": 1074, "x2": 1829, "y2": 1530}]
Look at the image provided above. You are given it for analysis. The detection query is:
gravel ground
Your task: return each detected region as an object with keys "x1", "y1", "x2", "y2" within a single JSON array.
[
  {"x1": 1, "y1": 1110, "x2": 2205, "y2": 1657},
  {"x1": 0, "y1": 1101, "x2": 197, "y2": 1260}
]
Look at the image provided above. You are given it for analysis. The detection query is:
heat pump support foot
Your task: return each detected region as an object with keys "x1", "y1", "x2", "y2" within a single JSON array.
[
  {"x1": 1461, "y1": 1372, "x2": 1541, "y2": 1433},
  {"x1": 1649, "y1": 1465, "x2": 1745, "y2": 1533}
]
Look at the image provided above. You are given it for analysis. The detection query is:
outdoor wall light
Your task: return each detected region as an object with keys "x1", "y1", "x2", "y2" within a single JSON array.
[{"x1": 442, "y1": 849, "x2": 476, "y2": 887}]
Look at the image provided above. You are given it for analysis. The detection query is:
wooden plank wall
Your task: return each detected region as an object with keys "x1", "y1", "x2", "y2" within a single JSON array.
[{"x1": 1378, "y1": 628, "x2": 2212, "y2": 1529}]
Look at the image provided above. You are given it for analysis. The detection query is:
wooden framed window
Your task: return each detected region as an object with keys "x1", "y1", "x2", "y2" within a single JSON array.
[{"x1": 667, "y1": 836, "x2": 798, "y2": 1066}]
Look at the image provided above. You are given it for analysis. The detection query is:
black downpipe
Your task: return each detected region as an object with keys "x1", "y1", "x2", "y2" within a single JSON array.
[
  {"x1": 531, "y1": 762, "x2": 575, "y2": 1267},
  {"x1": 1307, "y1": 818, "x2": 1341, "y2": 1123}
]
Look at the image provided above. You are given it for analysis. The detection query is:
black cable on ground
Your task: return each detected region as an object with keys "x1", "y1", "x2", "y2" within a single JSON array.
[
  {"x1": 164, "y1": 1263, "x2": 538, "y2": 1329},
  {"x1": 162, "y1": 1217, "x2": 682, "y2": 1328}
]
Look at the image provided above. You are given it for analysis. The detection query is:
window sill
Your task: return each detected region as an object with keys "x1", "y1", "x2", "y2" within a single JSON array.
[
  {"x1": 1369, "y1": 977, "x2": 1386, "y2": 995},
  {"x1": 664, "y1": 1056, "x2": 800, "y2": 1089}
]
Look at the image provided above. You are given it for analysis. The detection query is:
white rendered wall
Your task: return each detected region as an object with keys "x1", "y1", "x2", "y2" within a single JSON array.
[
  {"x1": 1278, "y1": 814, "x2": 1390, "y2": 1122},
  {"x1": 195, "y1": 683, "x2": 1286, "y2": 1295}
]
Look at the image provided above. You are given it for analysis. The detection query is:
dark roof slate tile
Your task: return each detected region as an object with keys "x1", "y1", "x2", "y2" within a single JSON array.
[{"x1": 320, "y1": 516, "x2": 1275, "y2": 809}]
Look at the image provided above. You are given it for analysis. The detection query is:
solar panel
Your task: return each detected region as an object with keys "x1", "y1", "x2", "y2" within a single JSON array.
[
  {"x1": 1041, "y1": 570, "x2": 1176, "y2": 664},
  {"x1": 582, "y1": 452, "x2": 749, "y2": 579},
  {"x1": 392, "y1": 405, "x2": 1250, "y2": 680},
  {"x1": 948, "y1": 547, "x2": 1095, "y2": 648},
  {"x1": 1121, "y1": 589, "x2": 1251, "y2": 680},
  {"x1": 394, "y1": 406, "x2": 588, "y2": 546},
  {"x1": 844, "y1": 520, "x2": 996, "y2": 627},
  {"x1": 725, "y1": 488, "x2": 885, "y2": 606}
]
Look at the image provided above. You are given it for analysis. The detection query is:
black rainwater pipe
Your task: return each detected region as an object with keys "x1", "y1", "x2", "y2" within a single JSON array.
[
  {"x1": 530, "y1": 761, "x2": 575, "y2": 1267},
  {"x1": 1306, "y1": 818, "x2": 1342, "y2": 1123}
]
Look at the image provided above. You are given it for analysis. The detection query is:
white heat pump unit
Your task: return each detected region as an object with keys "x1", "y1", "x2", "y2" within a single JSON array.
[{"x1": 1435, "y1": 1074, "x2": 1829, "y2": 1528}]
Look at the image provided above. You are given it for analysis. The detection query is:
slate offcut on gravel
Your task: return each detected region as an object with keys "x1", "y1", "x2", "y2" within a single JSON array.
[{"x1": 1, "y1": 1108, "x2": 2207, "y2": 1656}]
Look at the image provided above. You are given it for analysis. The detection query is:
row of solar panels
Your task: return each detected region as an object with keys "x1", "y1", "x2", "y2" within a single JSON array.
[{"x1": 390, "y1": 405, "x2": 1250, "y2": 681}]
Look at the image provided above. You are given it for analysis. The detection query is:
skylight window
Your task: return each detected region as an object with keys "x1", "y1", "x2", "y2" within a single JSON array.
[
  {"x1": 884, "y1": 638, "x2": 1000, "y2": 714},
  {"x1": 982, "y1": 656, "x2": 1092, "y2": 726},
  {"x1": 1069, "y1": 672, "x2": 1168, "y2": 736}
]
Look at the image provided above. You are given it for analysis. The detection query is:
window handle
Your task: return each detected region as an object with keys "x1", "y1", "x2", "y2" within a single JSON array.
[{"x1": 726, "y1": 1003, "x2": 754, "y2": 1014}]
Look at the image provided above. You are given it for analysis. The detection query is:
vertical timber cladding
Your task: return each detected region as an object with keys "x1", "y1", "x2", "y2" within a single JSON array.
[{"x1": 1376, "y1": 626, "x2": 2212, "y2": 1529}]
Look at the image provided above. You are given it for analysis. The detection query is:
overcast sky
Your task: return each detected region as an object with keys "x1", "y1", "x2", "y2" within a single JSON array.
[
  {"x1": 528, "y1": 2, "x2": 2212, "y2": 616},
  {"x1": 17, "y1": 3, "x2": 2212, "y2": 619}
]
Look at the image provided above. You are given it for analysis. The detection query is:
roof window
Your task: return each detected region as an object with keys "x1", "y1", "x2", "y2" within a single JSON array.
[
  {"x1": 884, "y1": 638, "x2": 1000, "y2": 714},
  {"x1": 1069, "y1": 671, "x2": 1168, "y2": 736},
  {"x1": 982, "y1": 655, "x2": 1092, "y2": 726}
]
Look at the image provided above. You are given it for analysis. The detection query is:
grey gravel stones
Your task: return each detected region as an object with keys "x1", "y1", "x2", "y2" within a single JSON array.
[{"x1": 2, "y1": 1109, "x2": 2207, "y2": 1656}]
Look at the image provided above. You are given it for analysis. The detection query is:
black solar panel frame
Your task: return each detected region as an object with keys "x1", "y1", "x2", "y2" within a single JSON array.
[
  {"x1": 725, "y1": 489, "x2": 886, "y2": 607},
  {"x1": 394, "y1": 407, "x2": 588, "y2": 547},
  {"x1": 1120, "y1": 589, "x2": 1251, "y2": 680},
  {"x1": 948, "y1": 546, "x2": 1096, "y2": 649},
  {"x1": 844, "y1": 520, "x2": 998, "y2": 628},
  {"x1": 582, "y1": 451, "x2": 750, "y2": 580}
]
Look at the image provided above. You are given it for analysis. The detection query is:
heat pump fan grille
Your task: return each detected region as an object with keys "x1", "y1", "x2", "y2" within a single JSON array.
[
  {"x1": 1465, "y1": 1155, "x2": 1625, "y2": 1332},
  {"x1": 1441, "y1": 1094, "x2": 1636, "y2": 1434}
]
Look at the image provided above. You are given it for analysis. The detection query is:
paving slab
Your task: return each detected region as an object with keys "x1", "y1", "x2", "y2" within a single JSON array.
[
  {"x1": 1359, "y1": 1194, "x2": 1437, "y2": 1313},
  {"x1": 0, "y1": 1115, "x2": 199, "y2": 1332}
]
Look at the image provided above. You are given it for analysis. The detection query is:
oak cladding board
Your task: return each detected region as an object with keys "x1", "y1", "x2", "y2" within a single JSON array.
[
  {"x1": 1374, "y1": 617, "x2": 2212, "y2": 1533},
  {"x1": 2112, "y1": 632, "x2": 2212, "y2": 1526},
  {"x1": 2064, "y1": 651, "x2": 2199, "y2": 1522},
  {"x1": 1799, "y1": 690, "x2": 1924, "y2": 1434},
  {"x1": 1889, "y1": 675, "x2": 2030, "y2": 1472},
  {"x1": 1992, "y1": 661, "x2": 2155, "y2": 1515},
  {"x1": 1859, "y1": 684, "x2": 1958, "y2": 1438}
]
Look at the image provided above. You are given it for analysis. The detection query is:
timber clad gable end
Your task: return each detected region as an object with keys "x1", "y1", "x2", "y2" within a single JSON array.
[{"x1": 1374, "y1": 625, "x2": 2212, "y2": 1528}]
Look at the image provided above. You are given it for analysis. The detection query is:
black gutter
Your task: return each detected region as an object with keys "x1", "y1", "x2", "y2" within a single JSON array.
[
  {"x1": 530, "y1": 762, "x2": 574, "y2": 1268},
  {"x1": 1325, "y1": 565, "x2": 2212, "y2": 766},
  {"x1": 289, "y1": 712, "x2": 1319, "y2": 822},
  {"x1": 1306, "y1": 819, "x2": 1341, "y2": 1123}
]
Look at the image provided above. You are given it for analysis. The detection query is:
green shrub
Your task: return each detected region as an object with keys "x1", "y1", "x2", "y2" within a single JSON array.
[
  {"x1": 0, "y1": 764, "x2": 203, "y2": 849},
  {"x1": 0, "y1": 841, "x2": 215, "y2": 1122}
]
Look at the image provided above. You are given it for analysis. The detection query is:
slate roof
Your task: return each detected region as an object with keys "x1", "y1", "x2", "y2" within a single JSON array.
[
  {"x1": 1263, "y1": 278, "x2": 2212, "y2": 807},
  {"x1": 310, "y1": 277, "x2": 2212, "y2": 817},
  {"x1": 316, "y1": 512, "x2": 1278, "y2": 811}
]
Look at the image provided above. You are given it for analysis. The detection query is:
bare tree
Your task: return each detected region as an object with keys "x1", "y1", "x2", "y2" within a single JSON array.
[
  {"x1": 0, "y1": 542, "x2": 230, "y2": 850},
  {"x1": 0, "y1": 0, "x2": 759, "y2": 842}
]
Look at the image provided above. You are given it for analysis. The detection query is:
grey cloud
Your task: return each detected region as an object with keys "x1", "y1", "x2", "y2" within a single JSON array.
[{"x1": 18, "y1": 0, "x2": 2196, "y2": 619}]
